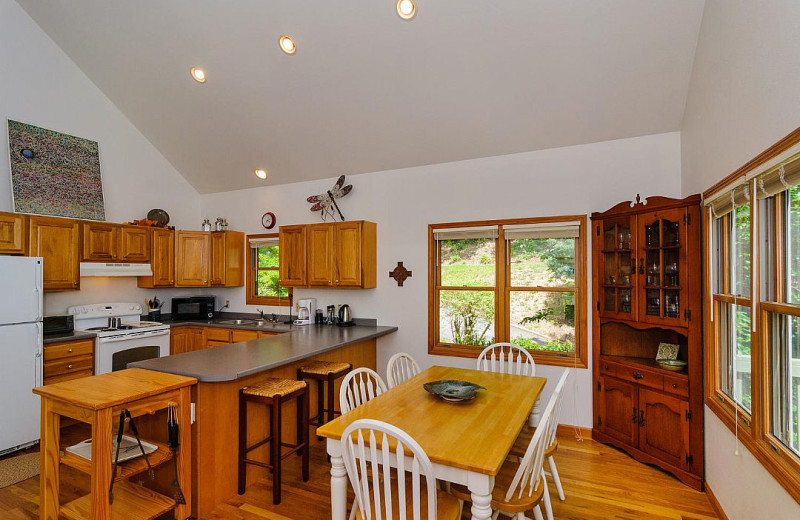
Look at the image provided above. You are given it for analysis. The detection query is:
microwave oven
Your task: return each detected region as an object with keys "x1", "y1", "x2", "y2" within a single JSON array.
[{"x1": 171, "y1": 296, "x2": 216, "y2": 320}]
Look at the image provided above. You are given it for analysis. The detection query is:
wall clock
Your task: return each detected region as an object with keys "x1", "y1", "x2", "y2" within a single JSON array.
[{"x1": 261, "y1": 212, "x2": 276, "y2": 229}]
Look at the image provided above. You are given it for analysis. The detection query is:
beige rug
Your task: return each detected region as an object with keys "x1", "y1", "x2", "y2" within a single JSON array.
[{"x1": 0, "y1": 452, "x2": 40, "y2": 488}]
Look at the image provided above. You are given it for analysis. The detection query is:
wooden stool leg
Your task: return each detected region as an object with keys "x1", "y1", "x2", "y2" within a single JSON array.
[
  {"x1": 326, "y1": 373, "x2": 336, "y2": 424},
  {"x1": 301, "y1": 389, "x2": 310, "y2": 482},
  {"x1": 238, "y1": 390, "x2": 247, "y2": 495},
  {"x1": 272, "y1": 395, "x2": 283, "y2": 505},
  {"x1": 316, "y1": 379, "x2": 325, "y2": 441}
]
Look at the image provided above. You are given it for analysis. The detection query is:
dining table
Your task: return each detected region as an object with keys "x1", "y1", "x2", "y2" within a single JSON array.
[{"x1": 316, "y1": 365, "x2": 547, "y2": 520}]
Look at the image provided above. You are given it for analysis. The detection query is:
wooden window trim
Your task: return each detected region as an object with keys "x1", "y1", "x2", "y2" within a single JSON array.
[
  {"x1": 246, "y1": 233, "x2": 291, "y2": 306},
  {"x1": 703, "y1": 126, "x2": 800, "y2": 505},
  {"x1": 428, "y1": 215, "x2": 588, "y2": 368}
]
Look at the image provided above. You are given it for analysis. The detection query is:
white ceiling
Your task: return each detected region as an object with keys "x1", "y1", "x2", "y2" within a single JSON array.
[{"x1": 16, "y1": 0, "x2": 705, "y2": 194}]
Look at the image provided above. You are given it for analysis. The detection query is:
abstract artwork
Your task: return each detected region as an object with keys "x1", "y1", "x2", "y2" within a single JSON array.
[{"x1": 7, "y1": 120, "x2": 105, "y2": 220}]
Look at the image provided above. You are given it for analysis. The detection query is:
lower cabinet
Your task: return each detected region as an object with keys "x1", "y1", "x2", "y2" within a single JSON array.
[
  {"x1": 171, "y1": 326, "x2": 280, "y2": 354},
  {"x1": 598, "y1": 375, "x2": 692, "y2": 472},
  {"x1": 43, "y1": 338, "x2": 94, "y2": 385}
]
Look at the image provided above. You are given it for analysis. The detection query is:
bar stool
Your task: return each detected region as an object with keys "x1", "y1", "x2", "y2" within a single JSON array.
[
  {"x1": 238, "y1": 378, "x2": 309, "y2": 504},
  {"x1": 297, "y1": 360, "x2": 352, "y2": 440}
]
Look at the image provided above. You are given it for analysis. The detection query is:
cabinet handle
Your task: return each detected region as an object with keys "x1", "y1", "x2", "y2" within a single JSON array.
[
  {"x1": 639, "y1": 409, "x2": 645, "y2": 427},
  {"x1": 68, "y1": 348, "x2": 73, "y2": 353},
  {"x1": 631, "y1": 407, "x2": 637, "y2": 423},
  {"x1": 671, "y1": 383, "x2": 678, "y2": 389},
  {"x1": 67, "y1": 364, "x2": 73, "y2": 369},
  {"x1": 73, "y1": 281, "x2": 79, "y2": 286},
  {"x1": 638, "y1": 259, "x2": 644, "y2": 274},
  {"x1": 604, "y1": 365, "x2": 609, "y2": 371},
  {"x1": 633, "y1": 372, "x2": 644, "y2": 380}
]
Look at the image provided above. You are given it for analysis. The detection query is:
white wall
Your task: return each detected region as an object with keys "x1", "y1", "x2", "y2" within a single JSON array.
[
  {"x1": 201, "y1": 131, "x2": 682, "y2": 427},
  {"x1": 681, "y1": 1, "x2": 800, "y2": 517},
  {"x1": 0, "y1": 0, "x2": 204, "y2": 315}
]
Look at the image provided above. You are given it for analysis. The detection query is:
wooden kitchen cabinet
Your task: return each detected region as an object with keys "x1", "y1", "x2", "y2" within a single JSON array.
[
  {"x1": 81, "y1": 222, "x2": 118, "y2": 261},
  {"x1": 210, "y1": 231, "x2": 245, "y2": 287},
  {"x1": 592, "y1": 195, "x2": 703, "y2": 490},
  {"x1": 138, "y1": 228, "x2": 174, "y2": 288},
  {"x1": 279, "y1": 225, "x2": 307, "y2": 287},
  {"x1": 28, "y1": 215, "x2": 80, "y2": 291},
  {"x1": 43, "y1": 338, "x2": 94, "y2": 385},
  {"x1": 285, "y1": 220, "x2": 376, "y2": 288},
  {"x1": 0, "y1": 212, "x2": 26, "y2": 254},
  {"x1": 231, "y1": 329, "x2": 259, "y2": 342},
  {"x1": 119, "y1": 225, "x2": 150, "y2": 262},
  {"x1": 175, "y1": 231, "x2": 210, "y2": 287},
  {"x1": 170, "y1": 326, "x2": 207, "y2": 354}
]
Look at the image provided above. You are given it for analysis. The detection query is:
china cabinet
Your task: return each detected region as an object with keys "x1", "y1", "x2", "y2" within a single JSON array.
[{"x1": 592, "y1": 194, "x2": 703, "y2": 490}]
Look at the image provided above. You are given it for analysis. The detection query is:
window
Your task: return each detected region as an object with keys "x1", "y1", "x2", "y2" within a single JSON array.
[
  {"x1": 705, "y1": 140, "x2": 800, "y2": 504},
  {"x1": 246, "y1": 234, "x2": 291, "y2": 306},
  {"x1": 429, "y1": 216, "x2": 587, "y2": 367}
]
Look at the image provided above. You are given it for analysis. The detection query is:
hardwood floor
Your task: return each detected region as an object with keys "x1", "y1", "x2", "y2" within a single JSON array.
[{"x1": 0, "y1": 429, "x2": 720, "y2": 519}]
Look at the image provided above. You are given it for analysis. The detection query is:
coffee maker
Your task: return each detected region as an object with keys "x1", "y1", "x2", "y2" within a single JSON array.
[{"x1": 294, "y1": 298, "x2": 316, "y2": 325}]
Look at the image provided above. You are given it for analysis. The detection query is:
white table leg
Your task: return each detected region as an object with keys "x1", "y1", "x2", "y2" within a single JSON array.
[
  {"x1": 327, "y1": 439, "x2": 348, "y2": 520},
  {"x1": 468, "y1": 473, "x2": 494, "y2": 520}
]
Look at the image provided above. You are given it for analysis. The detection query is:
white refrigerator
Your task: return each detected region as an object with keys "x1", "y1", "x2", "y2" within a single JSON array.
[{"x1": 0, "y1": 256, "x2": 43, "y2": 455}]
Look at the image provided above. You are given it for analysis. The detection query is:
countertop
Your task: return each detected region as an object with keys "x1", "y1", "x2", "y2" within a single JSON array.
[
  {"x1": 130, "y1": 324, "x2": 397, "y2": 382},
  {"x1": 43, "y1": 330, "x2": 97, "y2": 344}
]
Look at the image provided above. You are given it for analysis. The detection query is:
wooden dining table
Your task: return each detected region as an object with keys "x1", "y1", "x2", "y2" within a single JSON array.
[{"x1": 317, "y1": 365, "x2": 546, "y2": 520}]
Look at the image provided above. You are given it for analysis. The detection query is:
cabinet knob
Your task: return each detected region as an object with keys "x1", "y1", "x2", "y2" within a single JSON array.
[
  {"x1": 73, "y1": 281, "x2": 79, "y2": 286},
  {"x1": 67, "y1": 364, "x2": 73, "y2": 369},
  {"x1": 603, "y1": 365, "x2": 609, "y2": 370},
  {"x1": 68, "y1": 348, "x2": 73, "y2": 353},
  {"x1": 633, "y1": 372, "x2": 644, "y2": 380},
  {"x1": 671, "y1": 383, "x2": 678, "y2": 389}
]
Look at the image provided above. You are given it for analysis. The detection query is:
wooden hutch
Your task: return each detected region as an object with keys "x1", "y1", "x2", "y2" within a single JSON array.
[{"x1": 591, "y1": 194, "x2": 703, "y2": 490}]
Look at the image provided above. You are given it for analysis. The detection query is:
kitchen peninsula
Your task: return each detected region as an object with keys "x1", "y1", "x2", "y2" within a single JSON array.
[{"x1": 132, "y1": 323, "x2": 397, "y2": 517}]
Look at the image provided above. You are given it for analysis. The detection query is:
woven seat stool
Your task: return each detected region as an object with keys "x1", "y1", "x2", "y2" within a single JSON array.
[
  {"x1": 297, "y1": 360, "x2": 352, "y2": 440},
  {"x1": 238, "y1": 378, "x2": 309, "y2": 504}
]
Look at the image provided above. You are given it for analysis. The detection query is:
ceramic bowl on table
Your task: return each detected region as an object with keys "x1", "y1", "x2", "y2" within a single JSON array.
[{"x1": 423, "y1": 380, "x2": 485, "y2": 402}]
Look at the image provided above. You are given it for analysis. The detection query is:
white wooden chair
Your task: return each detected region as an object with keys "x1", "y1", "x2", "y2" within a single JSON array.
[
  {"x1": 340, "y1": 368, "x2": 389, "y2": 414},
  {"x1": 477, "y1": 343, "x2": 540, "y2": 426},
  {"x1": 450, "y1": 370, "x2": 564, "y2": 520},
  {"x1": 341, "y1": 419, "x2": 461, "y2": 520},
  {"x1": 386, "y1": 352, "x2": 422, "y2": 389},
  {"x1": 508, "y1": 370, "x2": 570, "y2": 520}
]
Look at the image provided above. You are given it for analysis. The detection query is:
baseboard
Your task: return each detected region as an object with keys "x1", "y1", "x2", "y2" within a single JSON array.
[
  {"x1": 705, "y1": 482, "x2": 729, "y2": 520},
  {"x1": 557, "y1": 423, "x2": 592, "y2": 440}
]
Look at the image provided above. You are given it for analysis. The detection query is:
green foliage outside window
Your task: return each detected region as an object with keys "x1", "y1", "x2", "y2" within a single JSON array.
[{"x1": 255, "y1": 245, "x2": 288, "y2": 298}]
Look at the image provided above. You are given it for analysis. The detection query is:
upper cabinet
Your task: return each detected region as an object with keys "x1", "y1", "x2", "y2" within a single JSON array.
[
  {"x1": 210, "y1": 231, "x2": 244, "y2": 287},
  {"x1": 0, "y1": 213, "x2": 26, "y2": 254},
  {"x1": 279, "y1": 225, "x2": 307, "y2": 287},
  {"x1": 28, "y1": 215, "x2": 81, "y2": 291},
  {"x1": 281, "y1": 220, "x2": 376, "y2": 289},
  {"x1": 138, "y1": 229, "x2": 174, "y2": 288},
  {"x1": 81, "y1": 222, "x2": 151, "y2": 262},
  {"x1": 175, "y1": 231, "x2": 210, "y2": 287}
]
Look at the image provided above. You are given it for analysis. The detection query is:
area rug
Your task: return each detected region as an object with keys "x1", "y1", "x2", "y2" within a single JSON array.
[{"x1": 0, "y1": 453, "x2": 40, "y2": 488}]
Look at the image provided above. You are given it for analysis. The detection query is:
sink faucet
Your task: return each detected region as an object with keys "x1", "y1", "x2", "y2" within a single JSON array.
[
  {"x1": 256, "y1": 308, "x2": 266, "y2": 320},
  {"x1": 270, "y1": 313, "x2": 279, "y2": 323}
]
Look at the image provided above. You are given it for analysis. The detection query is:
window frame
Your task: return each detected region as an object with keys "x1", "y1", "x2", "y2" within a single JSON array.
[
  {"x1": 245, "y1": 233, "x2": 292, "y2": 306},
  {"x1": 703, "y1": 126, "x2": 800, "y2": 505},
  {"x1": 428, "y1": 215, "x2": 588, "y2": 368}
]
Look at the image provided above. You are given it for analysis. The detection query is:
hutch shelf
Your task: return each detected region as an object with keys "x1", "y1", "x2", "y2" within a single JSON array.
[{"x1": 591, "y1": 194, "x2": 704, "y2": 490}]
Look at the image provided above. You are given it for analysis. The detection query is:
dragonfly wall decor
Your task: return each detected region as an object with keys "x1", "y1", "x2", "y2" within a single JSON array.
[{"x1": 307, "y1": 175, "x2": 353, "y2": 221}]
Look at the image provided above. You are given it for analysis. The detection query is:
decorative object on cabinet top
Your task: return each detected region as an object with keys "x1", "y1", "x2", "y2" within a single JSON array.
[{"x1": 307, "y1": 175, "x2": 353, "y2": 222}]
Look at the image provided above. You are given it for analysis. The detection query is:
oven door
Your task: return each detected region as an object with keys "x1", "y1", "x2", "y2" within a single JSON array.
[{"x1": 95, "y1": 329, "x2": 170, "y2": 374}]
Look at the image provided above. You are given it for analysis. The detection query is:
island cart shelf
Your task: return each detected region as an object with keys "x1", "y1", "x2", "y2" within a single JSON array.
[{"x1": 33, "y1": 368, "x2": 196, "y2": 520}]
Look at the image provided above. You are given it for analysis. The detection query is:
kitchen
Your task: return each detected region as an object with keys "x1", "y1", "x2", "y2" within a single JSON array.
[{"x1": 1, "y1": 1, "x2": 800, "y2": 519}]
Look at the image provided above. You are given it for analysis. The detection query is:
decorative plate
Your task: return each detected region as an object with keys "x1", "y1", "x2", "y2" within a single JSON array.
[
  {"x1": 146, "y1": 208, "x2": 170, "y2": 227},
  {"x1": 423, "y1": 380, "x2": 485, "y2": 402},
  {"x1": 656, "y1": 359, "x2": 688, "y2": 372}
]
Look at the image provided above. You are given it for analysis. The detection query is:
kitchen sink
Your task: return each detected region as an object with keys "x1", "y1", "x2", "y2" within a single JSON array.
[{"x1": 217, "y1": 319, "x2": 258, "y2": 325}]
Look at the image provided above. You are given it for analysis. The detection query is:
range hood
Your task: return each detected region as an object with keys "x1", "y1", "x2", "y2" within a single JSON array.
[{"x1": 80, "y1": 262, "x2": 153, "y2": 277}]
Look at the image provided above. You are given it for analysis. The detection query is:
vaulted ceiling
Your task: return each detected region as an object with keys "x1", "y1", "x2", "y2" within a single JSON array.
[{"x1": 17, "y1": 0, "x2": 705, "y2": 193}]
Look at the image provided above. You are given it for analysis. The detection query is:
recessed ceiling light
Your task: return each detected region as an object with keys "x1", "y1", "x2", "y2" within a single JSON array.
[
  {"x1": 279, "y1": 35, "x2": 296, "y2": 55},
  {"x1": 396, "y1": 0, "x2": 416, "y2": 20},
  {"x1": 254, "y1": 169, "x2": 269, "y2": 180},
  {"x1": 190, "y1": 67, "x2": 207, "y2": 83}
]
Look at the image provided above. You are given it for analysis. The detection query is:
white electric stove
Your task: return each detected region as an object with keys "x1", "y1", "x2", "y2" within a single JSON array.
[{"x1": 67, "y1": 303, "x2": 170, "y2": 374}]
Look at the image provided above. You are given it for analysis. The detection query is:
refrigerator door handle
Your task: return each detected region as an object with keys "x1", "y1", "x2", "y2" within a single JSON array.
[
  {"x1": 35, "y1": 322, "x2": 43, "y2": 387},
  {"x1": 34, "y1": 259, "x2": 44, "y2": 321}
]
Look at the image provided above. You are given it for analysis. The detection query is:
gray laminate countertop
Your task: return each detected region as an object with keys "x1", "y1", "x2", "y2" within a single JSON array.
[
  {"x1": 130, "y1": 324, "x2": 397, "y2": 382},
  {"x1": 43, "y1": 330, "x2": 97, "y2": 344}
]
